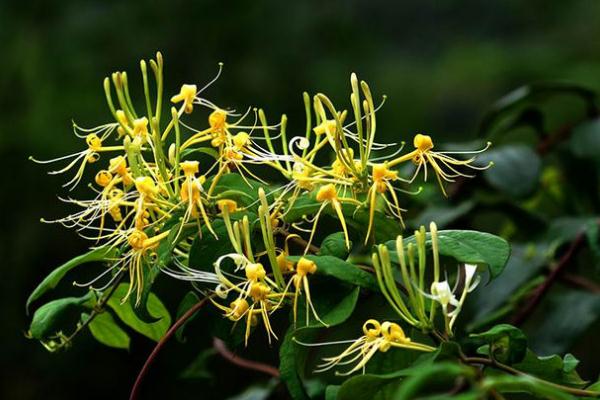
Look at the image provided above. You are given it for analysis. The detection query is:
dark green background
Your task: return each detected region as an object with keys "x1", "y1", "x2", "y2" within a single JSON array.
[{"x1": 2, "y1": 0, "x2": 600, "y2": 399}]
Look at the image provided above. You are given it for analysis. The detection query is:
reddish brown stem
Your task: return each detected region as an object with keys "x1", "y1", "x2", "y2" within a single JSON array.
[
  {"x1": 212, "y1": 337, "x2": 280, "y2": 378},
  {"x1": 560, "y1": 272, "x2": 600, "y2": 293},
  {"x1": 129, "y1": 297, "x2": 209, "y2": 400},
  {"x1": 511, "y1": 232, "x2": 585, "y2": 326}
]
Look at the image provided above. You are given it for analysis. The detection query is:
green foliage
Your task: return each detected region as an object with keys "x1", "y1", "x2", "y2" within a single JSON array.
[
  {"x1": 24, "y1": 50, "x2": 600, "y2": 400},
  {"x1": 107, "y1": 283, "x2": 171, "y2": 342},
  {"x1": 390, "y1": 230, "x2": 510, "y2": 279},
  {"x1": 288, "y1": 255, "x2": 379, "y2": 291},
  {"x1": 319, "y1": 232, "x2": 351, "y2": 259},
  {"x1": 26, "y1": 246, "x2": 117, "y2": 312},
  {"x1": 280, "y1": 286, "x2": 360, "y2": 400},
  {"x1": 29, "y1": 292, "x2": 94, "y2": 340},
  {"x1": 479, "y1": 145, "x2": 542, "y2": 198},
  {"x1": 88, "y1": 312, "x2": 131, "y2": 350},
  {"x1": 471, "y1": 324, "x2": 528, "y2": 364}
]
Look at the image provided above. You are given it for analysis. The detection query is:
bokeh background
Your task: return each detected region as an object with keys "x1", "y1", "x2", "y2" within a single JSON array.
[{"x1": 2, "y1": 0, "x2": 600, "y2": 399}]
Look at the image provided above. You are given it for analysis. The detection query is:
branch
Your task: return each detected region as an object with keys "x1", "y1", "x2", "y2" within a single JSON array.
[
  {"x1": 511, "y1": 232, "x2": 585, "y2": 326},
  {"x1": 129, "y1": 297, "x2": 210, "y2": 400},
  {"x1": 560, "y1": 272, "x2": 600, "y2": 294},
  {"x1": 212, "y1": 337, "x2": 280, "y2": 378}
]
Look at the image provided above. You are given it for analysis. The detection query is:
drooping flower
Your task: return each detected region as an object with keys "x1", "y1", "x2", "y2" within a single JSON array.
[{"x1": 388, "y1": 134, "x2": 492, "y2": 196}]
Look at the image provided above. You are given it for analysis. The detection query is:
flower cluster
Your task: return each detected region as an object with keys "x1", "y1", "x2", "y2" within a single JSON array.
[
  {"x1": 303, "y1": 222, "x2": 482, "y2": 374},
  {"x1": 33, "y1": 53, "x2": 490, "y2": 353}
]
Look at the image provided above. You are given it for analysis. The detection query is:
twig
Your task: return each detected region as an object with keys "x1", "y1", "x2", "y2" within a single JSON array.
[
  {"x1": 511, "y1": 231, "x2": 585, "y2": 326},
  {"x1": 50, "y1": 271, "x2": 126, "y2": 350},
  {"x1": 560, "y1": 273, "x2": 600, "y2": 294},
  {"x1": 212, "y1": 337, "x2": 280, "y2": 378},
  {"x1": 129, "y1": 297, "x2": 211, "y2": 400},
  {"x1": 280, "y1": 229, "x2": 320, "y2": 254}
]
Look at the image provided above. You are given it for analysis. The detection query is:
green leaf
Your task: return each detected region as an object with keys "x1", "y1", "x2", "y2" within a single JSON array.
[
  {"x1": 529, "y1": 290, "x2": 600, "y2": 355},
  {"x1": 180, "y1": 348, "x2": 216, "y2": 380},
  {"x1": 467, "y1": 243, "x2": 549, "y2": 331},
  {"x1": 227, "y1": 380, "x2": 279, "y2": 400},
  {"x1": 279, "y1": 329, "x2": 310, "y2": 400},
  {"x1": 175, "y1": 291, "x2": 200, "y2": 343},
  {"x1": 26, "y1": 246, "x2": 117, "y2": 313},
  {"x1": 470, "y1": 324, "x2": 527, "y2": 364},
  {"x1": 569, "y1": 117, "x2": 600, "y2": 160},
  {"x1": 288, "y1": 255, "x2": 379, "y2": 291},
  {"x1": 207, "y1": 173, "x2": 264, "y2": 207},
  {"x1": 482, "y1": 374, "x2": 576, "y2": 400},
  {"x1": 29, "y1": 292, "x2": 94, "y2": 340},
  {"x1": 325, "y1": 385, "x2": 340, "y2": 400},
  {"x1": 410, "y1": 200, "x2": 475, "y2": 230},
  {"x1": 88, "y1": 311, "x2": 130, "y2": 350},
  {"x1": 128, "y1": 264, "x2": 162, "y2": 323},
  {"x1": 188, "y1": 219, "x2": 234, "y2": 268},
  {"x1": 513, "y1": 350, "x2": 587, "y2": 388},
  {"x1": 337, "y1": 362, "x2": 471, "y2": 400},
  {"x1": 478, "y1": 145, "x2": 542, "y2": 198},
  {"x1": 283, "y1": 194, "x2": 402, "y2": 244},
  {"x1": 297, "y1": 286, "x2": 361, "y2": 328},
  {"x1": 390, "y1": 230, "x2": 511, "y2": 279},
  {"x1": 542, "y1": 216, "x2": 598, "y2": 257},
  {"x1": 478, "y1": 82, "x2": 597, "y2": 137},
  {"x1": 392, "y1": 362, "x2": 474, "y2": 399},
  {"x1": 319, "y1": 232, "x2": 351, "y2": 259},
  {"x1": 279, "y1": 286, "x2": 360, "y2": 400},
  {"x1": 107, "y1": 283, "x2": 171, "y2": 342}
]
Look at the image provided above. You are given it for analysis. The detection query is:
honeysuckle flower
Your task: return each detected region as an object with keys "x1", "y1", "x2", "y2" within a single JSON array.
[
  {"x1": 364, "y1": 163, "x2": 405, "y2": 244},
  {"x1": 171, "y1": 84, "x2": 197, "y2": 114},
  {"x1": 211, "y1": 253, "x2": 285, "y2": 345},
  {"x1": 276, "y1": 257, "x2": 326, "y2": 327},
  {"x1": 304, "y1": 184, "x2": 357, "y2": 253},
  {"x1": 387, "y1": 134, "x2": 492, "y2": 196},
  {"x1": 178, "y1": 160, "x2": 216, "y2": 238},
  {"x1": 77, "y1": 228, "x2": 171, "y2": 306},
  {"x1": 298, "y1": 319, "x2": 434, "y2": 376},
  {"x1": 417, "y1": 263, "x2": 480, "y2": 335},
  {"x1": 32, "y1": 52, "x2": 495, "y2": 357},
  {"x1": 30, "y1": 133, "x2": 126, "y2": 190}
]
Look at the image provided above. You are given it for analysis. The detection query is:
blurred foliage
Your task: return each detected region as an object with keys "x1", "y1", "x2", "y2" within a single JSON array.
[{"x1": 3, "y1": 0, "x2": 600, "y2": 399}]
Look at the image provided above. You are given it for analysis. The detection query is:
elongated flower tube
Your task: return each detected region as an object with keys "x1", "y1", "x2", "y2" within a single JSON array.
[{"x1": 372, "y1": 245, "x2": 420, "y2": 328}]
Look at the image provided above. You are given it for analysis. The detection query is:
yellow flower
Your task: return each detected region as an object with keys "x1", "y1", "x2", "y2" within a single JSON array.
[
  {"x1": 277, "y1": 257, "x2": 326, "y2": 327},
  {"x1": 211, "y1": 254, "x2": 285, "y2": 345},
  {"x1": 178, "y1": 161, "x2": 216, "y2": 238},
  {"x1": 364, "y1": 163, "x2": 404, "y2": 244},
  {"x1": 304, "y1": 184, "x2": 353, "y2": 253},
  {"x1": 388, "y1": 134, "x2": 492, "y2": 196},
  {"x1": 301, "y1": 319, "x2": 434, "y2": 376},
  {"x1": 171, "y1": 84, "x2": 197, "y2": 114}
]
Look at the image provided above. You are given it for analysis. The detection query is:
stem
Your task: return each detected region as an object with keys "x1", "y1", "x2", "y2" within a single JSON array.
[
  {"x1": 560, "y1": 272, "x2": 600, "y2": 293},
  {"x1": 212, "y1": 337, "x2": 280, "y2": 378},
  {"x1": 129, "y1": 297, "x2": 210, "y2": 400},
  {"x1": 512, "y1": 230, "x2": 586, "y2": 326}
]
